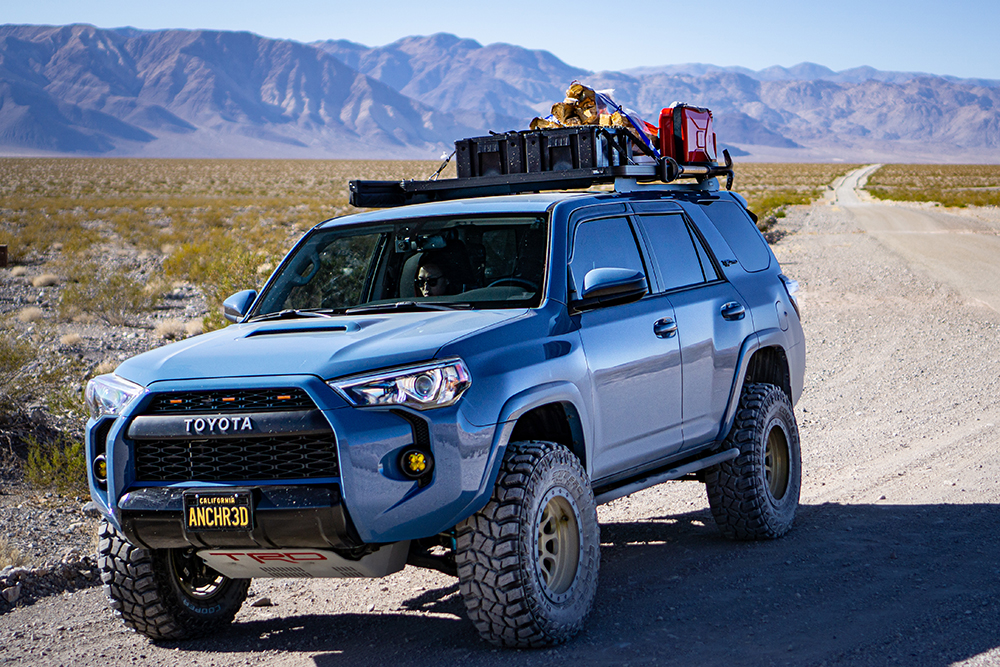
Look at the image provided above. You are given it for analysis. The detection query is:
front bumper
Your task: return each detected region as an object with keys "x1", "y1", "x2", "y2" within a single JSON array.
[
  {"x1": 87, "y1": 374, "x2": 502, "y2": 547},
  {"x1": 117, "y1": 485, "x2": 361, "y2": 551}
]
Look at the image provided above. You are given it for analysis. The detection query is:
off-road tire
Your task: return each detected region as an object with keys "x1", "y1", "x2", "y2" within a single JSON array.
[
  {"x1": 456, "y1": 441, "x2": 599, "y2": 647},
  {"x1": 705, "y1": 383, "x2": 801, "y2": 540},
  {"x1": 98, "y1": 520, "x2": 250, "y2": 640}
]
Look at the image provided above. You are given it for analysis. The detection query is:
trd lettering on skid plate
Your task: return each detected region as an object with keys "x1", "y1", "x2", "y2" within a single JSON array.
[
  {"x1": 184, "y1": 416, "x2": 253, "y2": 434},
  {"x1": 187, "y1": 505, "x2": 250, "y2": 528},
  {"x1": 208, "y1": 552, "x2": 329, "y2": 564}
]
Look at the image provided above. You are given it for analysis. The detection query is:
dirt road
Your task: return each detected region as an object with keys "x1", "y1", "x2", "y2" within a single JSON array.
[
  {"x1": 3, "y1": 172, "x2": 1000, "y2": 666},
  {"x1": 831, "y1": 164, "x2": 1000, "y2": 314}
]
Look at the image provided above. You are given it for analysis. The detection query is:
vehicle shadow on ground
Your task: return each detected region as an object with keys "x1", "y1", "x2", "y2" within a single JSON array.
[{"x1": 168, "y1": 502, "x2": 1000, "y2": 667}]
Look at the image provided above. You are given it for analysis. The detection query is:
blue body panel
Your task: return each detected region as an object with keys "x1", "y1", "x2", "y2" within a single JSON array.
[{"x1": 87, "y1": 188, "x2": 805, "y2": 547}]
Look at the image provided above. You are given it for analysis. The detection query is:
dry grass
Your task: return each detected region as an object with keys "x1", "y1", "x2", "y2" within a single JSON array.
[
  {"x1": 154, "y1": 319, "x2": 187, "y2": 340},
  {"x1": 1, "y1": 158, "x2": 858, "y2": 321},
  {"x1": 30, "y1": 273, "x2": 59, "y2": 287},
  {"x1": 867, "y1": 165, "x2": 1000, "y2": 208},
  {"x1": 0, "y1": 536, "x2": 27, "y2": 569},
  {"x1": 0, "y1": 330, "x2": 34, "y2": 401},
  {"x1": 59, "y1": 333, "x2": 83, "y2": 346},
  {"x1": 94, "y1": 359, "x2": 118, "y2": 375},
  {"x1": 16, "y1": 307, "x2": 44, "y2": 323},
  {"x1": 56, "y1": 258, "x2": 155, "y2": 326},
  {"x1": 0, "y1": 158, "x2": 448, "y2": 321},
  {"x1": 728, "y1": 163, "x2": 863, "y2": 221}
]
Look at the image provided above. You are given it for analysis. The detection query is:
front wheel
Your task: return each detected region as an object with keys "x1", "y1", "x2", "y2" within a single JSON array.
[
  {"x1": 98, "y1": 521, "x2": 250, "y2": 640},
  {"x1": 705, "y1": 383, "x2": 801, "y2": 540},
  {"x1": 456, "y1": 441, "x2": 600, "y2": 647}
]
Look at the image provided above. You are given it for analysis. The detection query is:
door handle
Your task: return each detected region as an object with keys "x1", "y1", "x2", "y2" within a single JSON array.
[
  {"x1": 721, "y1": 302, "x2": 745, "y2": 321},
  {"x1": 653, "y1": 317, "x2": 678, "y2": 338}
]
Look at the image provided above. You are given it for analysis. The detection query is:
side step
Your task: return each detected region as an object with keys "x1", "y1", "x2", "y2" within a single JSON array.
[{"x1": 593, "y1": 447, "x2": 739, "y2": 506}]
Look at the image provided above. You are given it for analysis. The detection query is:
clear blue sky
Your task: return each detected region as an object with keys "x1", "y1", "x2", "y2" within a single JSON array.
[{"x1": 4, "y1": 0, "x2": 999, "y2": 80}]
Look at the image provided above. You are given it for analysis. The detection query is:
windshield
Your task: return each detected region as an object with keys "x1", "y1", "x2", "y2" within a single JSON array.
[{"x1": 252, "y1": 215, "x2": 548, "y2": 317}]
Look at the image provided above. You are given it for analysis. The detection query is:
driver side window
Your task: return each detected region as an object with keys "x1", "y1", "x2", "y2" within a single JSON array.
[{"x1": 569, "y1": 217, "x2": 647, "y2": 300}]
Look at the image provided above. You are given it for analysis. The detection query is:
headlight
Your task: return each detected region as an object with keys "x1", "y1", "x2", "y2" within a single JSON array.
[
  {"x1": 329, "y1": 359, "x2": 471, "y2": 411},
  {"x1": 84, "y1": 374, "x2": 144, "y2": 420}
]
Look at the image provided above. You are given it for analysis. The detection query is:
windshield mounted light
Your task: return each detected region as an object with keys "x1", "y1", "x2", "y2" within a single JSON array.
[
  {"x1": 329, "y1": 359, "x2": 471, "y2": 411},
  {"x1": 84, "y1": 374, "x2": 144, "y2": 420}
]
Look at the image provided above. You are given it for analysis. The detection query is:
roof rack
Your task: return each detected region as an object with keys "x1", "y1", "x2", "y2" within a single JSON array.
[{"x1": 349, "y1": 127, "x2": 734, "y2": 209}]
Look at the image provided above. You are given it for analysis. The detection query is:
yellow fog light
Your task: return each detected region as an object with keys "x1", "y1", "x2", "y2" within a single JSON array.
[
  {"x1": 93, "y1": 454, "x2": 108, "y2": 486},
  {"x1": 400, "y1": 448, "x2": 434, "y2": 479}
]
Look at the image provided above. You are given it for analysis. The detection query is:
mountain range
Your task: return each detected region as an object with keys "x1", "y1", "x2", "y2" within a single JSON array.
[{"x1": 2, "y1": 23, "x2": 999, "y2": 162}]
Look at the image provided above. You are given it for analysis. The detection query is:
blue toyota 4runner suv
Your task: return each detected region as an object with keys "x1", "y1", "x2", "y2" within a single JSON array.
[{"x1": 84, "y1": 154, "x2": 805, "y2": 648}]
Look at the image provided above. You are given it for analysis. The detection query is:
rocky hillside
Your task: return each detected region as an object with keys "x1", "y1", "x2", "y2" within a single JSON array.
[
  {"x1": 0, "y1": 24, "x2": 476, "y2": 159},
  {"x1": 2, "y1": 23, "x2": 1000, "y2": 161}
]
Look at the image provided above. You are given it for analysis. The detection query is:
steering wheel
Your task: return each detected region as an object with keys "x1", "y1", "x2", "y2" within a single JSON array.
[{"x1": 487, "y1": 277, "x2": 538, "y2": 291}]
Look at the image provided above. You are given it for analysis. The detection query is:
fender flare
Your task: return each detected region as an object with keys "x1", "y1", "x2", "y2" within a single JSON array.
[
  {"x1": 455, "y1": 381, "x2": 592, "y2": 524},
  {"x1": 717, "y1": 328, "x2": 791, "y2": 440}
]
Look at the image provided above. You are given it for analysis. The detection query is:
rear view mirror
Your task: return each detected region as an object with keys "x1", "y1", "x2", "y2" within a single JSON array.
[
  {"x1": 572, "y1": 268, "x2": 647, "y2": 310},
  {"x1": 223, "y1": 290, "x2": 257, "y2": 322}
]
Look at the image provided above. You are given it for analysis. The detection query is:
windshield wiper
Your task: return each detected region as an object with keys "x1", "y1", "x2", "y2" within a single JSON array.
[
  {"x1": 344, "y1": 301, "x2": 473, "y2": 315},
  {"x1": 247, "y1": 308, "x2": 335, "y2": 323}
]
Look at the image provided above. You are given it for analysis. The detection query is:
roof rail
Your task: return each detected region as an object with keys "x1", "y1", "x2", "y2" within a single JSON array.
[{"x1": 349, "y1": 127, "x2": 734, "y2": 208}]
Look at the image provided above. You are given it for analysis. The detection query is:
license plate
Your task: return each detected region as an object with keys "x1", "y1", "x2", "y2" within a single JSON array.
[{"x1": 183, "y1": 489, "x2": 253, "y2": 532}]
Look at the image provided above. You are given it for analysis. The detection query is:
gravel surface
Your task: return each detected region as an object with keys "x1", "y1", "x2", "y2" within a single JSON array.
[{"x1": 2, "y1": 176, "x2": 1000, "y2": 665}]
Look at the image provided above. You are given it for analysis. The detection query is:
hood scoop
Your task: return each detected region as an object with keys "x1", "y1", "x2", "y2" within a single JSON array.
[{"x1": 244, "y1": 323, "x2": 353, "y2": 338}]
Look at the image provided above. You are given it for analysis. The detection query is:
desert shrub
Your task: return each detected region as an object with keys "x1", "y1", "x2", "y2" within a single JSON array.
[
  {"x1": 16, "y1": 307, "x2": 44, "y2": 323},
  {"x1": 0, "y1": 331, "x2": 34, "y2": 407},
  {"x1": 164, "y1": 238, "x2": 274, "y2": 332},
  {"x1": 59, "y1": 333, "x2": 83, "y2": 346},
  {"x1": 154, "y1": 318, "x2": 187, "y2": 340},
  {"x1": 44, "y1": 381, "x2": 87, "y2": 423},
  {"x1": 57, "y1": 259, "x2": 157, "y2": 325},
  {"x1": 31, "y1": 273, "x2": 59, "y2": 287},
  {"x1": 0, "y1": 326, "x2": 86, "y2": 421},
  {"x1": 0, "y1": 536, "x2": 27, "y2": 569},
  {"x1": 25, "y1": 434, "x2": 88, "y2": 495}
]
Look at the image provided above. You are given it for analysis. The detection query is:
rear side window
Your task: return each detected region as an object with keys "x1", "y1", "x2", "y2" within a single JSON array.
[
  {"x1": 702, "y1": 201, "x2": 771, "y2": 272},
  {"x1": 638, "y1": 213, "x2": 709, "y2": 291},
  {"x1": 569, "y1": 217, "x2": 646, "y2": 298}
]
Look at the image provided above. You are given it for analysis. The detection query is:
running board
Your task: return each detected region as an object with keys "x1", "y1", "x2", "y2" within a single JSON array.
[{"x1": 593, "y1": 447, "x2": 739, "y2": 506}]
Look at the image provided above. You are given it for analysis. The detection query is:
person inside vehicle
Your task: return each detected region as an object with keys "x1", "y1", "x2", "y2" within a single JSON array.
[{"x1": 415, "y1": 255, "x2": 451, "y2": 297}]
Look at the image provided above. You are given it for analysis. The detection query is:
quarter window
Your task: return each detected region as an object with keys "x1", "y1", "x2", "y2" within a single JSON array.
[{"x1": 701, "y1": 201, "x2": 771, "y2": 273}]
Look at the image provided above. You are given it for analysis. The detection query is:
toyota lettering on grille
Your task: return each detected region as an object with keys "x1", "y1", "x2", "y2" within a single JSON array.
[{"x1": 184, "y1": 416, "x2": 254, "y2": 435}]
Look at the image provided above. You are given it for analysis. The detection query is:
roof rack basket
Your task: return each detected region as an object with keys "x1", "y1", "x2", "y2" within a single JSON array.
[{"x1": 350, "y1": 126, "x2": 734, "y2": 209}]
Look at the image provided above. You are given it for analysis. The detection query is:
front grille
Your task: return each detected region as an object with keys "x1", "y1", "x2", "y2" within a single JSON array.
[
  {"x1": 133, "y1": 433, "x2": 339, "y2": 482},
  {"x1": 144, "y1": 388, "x2": 314, "y2": 414}
]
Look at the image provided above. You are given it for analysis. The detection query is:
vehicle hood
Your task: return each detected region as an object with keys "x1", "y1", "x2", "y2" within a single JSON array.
[{"x1": 116, "y1": 310, "x2": 524, "y2": 387}]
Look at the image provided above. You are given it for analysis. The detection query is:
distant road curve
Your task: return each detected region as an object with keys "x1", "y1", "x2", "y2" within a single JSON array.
[{"x1": 830, "y1": 164, "x2": 1000, "y2": 313}]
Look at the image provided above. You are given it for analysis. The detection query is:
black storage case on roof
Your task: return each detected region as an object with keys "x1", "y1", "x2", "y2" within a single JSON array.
[
  {"x1": 349, "y1": 125, "x2": 734, "y2": 208},
  {"x1": 456, "y1": 126, "x2": 634, "y2": 179}
]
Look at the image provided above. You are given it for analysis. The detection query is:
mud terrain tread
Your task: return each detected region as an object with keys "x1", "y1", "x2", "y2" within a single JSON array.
[
  {"x1": 705, "y1": 383, "x2": 801, "y2": 540},
  {"x1": 98, "y1": 521, "x2": 182, "y2": 639},
  {"x1": 98, "y1": 521, "x2": 249, "y2": 640},
  {"x1": 455, "y1": 441, "x2": 599, "y2": 648}
]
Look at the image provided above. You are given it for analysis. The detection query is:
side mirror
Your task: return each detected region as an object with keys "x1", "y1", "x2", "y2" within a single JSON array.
[
  {"x1": 223, "y1": 290, "x2": 257, "y2": 323},
  {"x1": 573, "y1": 268, "x2": 647, "y2": 310}
]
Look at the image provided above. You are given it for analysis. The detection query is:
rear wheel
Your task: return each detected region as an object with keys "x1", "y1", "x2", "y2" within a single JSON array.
[
  {"x1": 456, "y1": 441, "x2": 599, "y2": 647},
  {"x1": 705, "y1": 383, "x2": 801, "y2": 540},
  {"x1": 98, "y1": 520, "x2": 249, "y2": 640}
]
